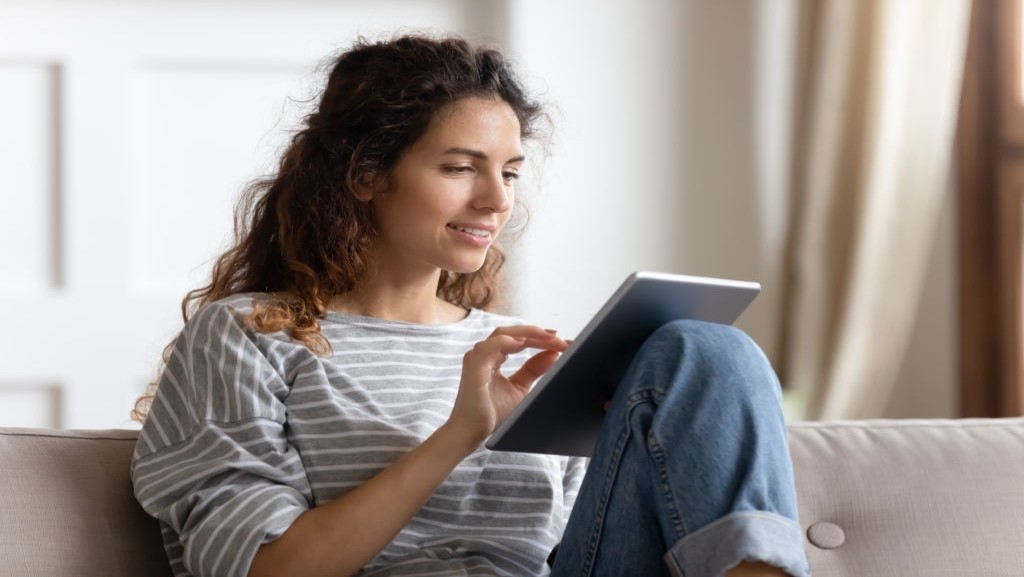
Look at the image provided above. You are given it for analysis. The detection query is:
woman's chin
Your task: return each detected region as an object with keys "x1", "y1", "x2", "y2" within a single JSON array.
[{"x1": 445, "y1": 260, "x2": 487, "y2": 275}]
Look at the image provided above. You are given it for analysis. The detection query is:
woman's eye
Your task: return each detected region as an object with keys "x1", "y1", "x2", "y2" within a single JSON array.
[
  {"x1": 502, "y1": 171, "x2": 520, "y2": 183},
  {"x1": 443, "y1": 165, "x2": 473, "y2": 175}
]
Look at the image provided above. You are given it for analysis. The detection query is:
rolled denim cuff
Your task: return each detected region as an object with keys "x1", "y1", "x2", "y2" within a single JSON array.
[{"x1": 664, "y1": 511, "x2": 811, "y2": 577}]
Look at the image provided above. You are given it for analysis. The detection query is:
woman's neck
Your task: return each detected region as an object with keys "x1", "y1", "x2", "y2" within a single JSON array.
[{"x1": 327, "y1": 273, "x2": 468, "y2": 324}]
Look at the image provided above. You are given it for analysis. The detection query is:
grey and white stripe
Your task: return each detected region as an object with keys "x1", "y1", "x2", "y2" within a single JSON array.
[{"x1": 132, "y1": 294, "x2": 586, "y2": 577}]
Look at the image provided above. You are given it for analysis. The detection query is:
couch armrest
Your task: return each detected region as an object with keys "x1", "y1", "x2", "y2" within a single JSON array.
[{"x1": 0, "y1": 427, "x2": 172, "y2": 577}]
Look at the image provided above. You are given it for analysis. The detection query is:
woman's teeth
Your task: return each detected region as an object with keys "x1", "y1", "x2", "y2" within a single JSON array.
[{"x1": 450, "y1": 225, "x2": 490, "y2": 238}]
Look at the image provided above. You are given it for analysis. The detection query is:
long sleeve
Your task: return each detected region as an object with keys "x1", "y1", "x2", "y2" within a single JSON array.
[
  {"x1": 131, "y1": 299, "x2": 312, "y2": 577},
  {"x1": 133, "y1": 302, "x2": 581, "y2": 576}
]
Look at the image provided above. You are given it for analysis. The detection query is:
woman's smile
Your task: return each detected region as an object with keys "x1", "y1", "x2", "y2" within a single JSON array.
[{"x1": 447, "y1": 223, "x2": 495, "y2": 246}]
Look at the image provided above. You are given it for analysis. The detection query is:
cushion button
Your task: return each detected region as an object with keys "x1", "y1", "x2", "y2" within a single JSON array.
[{"x1": 806, "y1": 522, "x2": 845, "y2": 549}]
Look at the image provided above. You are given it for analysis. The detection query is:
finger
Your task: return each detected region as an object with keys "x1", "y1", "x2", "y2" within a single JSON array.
[
  {"x1": 489, "y1": 325, "x2": 567, "y2": 345},
  {"x1": 509, "y1": 349, "x2": 561, "y2": 390},
  {"x1": 463, "y1": 335, "x2": 528, "y2": 380},
  {"x1": 503, "y1": 330, "x2": 568, "y2": 354},
  {"x1": 462, "y1": 331, "x2": 567, "y2": 388},
  {"x1": 470, "y1": 330, "x2": 566, "y2": 362},
  {"x1": 468, "y1": 335, "x2": 525, "y2": 359}
]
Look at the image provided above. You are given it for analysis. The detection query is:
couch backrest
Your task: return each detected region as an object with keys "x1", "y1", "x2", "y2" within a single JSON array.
[
  {"x1": 0, "y1": 428, "x2": 172, "y2": 577},
  {"x1": 4, "y1": 420, "x2": 1024, "y2": 577},
  {"x1": 790, "y1": 418, "x2": 1024, "y2": 577}
]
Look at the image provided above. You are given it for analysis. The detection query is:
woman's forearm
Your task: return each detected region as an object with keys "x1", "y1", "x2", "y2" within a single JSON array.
[
  {"x1": 247, "y1": 326, "x2": 563, "y2": 577},
  {"x1": 247, "y1": 422, "x2": 481, "y2": 577}
]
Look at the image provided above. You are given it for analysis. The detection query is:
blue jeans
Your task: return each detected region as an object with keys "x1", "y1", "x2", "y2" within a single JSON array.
[{"x1": 550, "y1": 320, "x2": 811, "y2": 577}]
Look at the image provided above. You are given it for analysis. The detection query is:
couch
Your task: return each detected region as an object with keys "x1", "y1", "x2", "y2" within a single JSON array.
[{"x1": 2, "y1": 419, "x2": 1023, "y2": 576}]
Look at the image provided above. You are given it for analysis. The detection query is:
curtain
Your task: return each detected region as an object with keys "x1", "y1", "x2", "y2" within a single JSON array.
[{"x1": 779, "y1": 0, "x2": 972, "y2": 419}]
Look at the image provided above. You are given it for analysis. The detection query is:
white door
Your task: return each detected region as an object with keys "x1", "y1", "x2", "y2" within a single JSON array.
[{"x1": 0, "y1": 0, "x2": 503, "y2": 428}]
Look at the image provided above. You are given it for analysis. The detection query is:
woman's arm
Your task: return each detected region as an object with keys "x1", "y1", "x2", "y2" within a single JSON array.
[
  {"x1": 248, "y1": 420, "x2": 479, "y2": 577},
  {"x1": 247, "y1": 325, "x2": 566, "y2": 577}
]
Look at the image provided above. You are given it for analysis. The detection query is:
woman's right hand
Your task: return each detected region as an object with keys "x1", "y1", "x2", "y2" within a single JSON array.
[{"x1": 446, "y1": 325, "x2": 568, "y2": 446}]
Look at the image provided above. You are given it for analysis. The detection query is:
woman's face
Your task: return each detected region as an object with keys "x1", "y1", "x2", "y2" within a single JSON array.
[{"x1": 365, "y1": 97, "x2": 524, "y2": 279}]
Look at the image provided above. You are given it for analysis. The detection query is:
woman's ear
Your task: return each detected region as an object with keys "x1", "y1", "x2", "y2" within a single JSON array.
[
  {"x1": 354, "y1": 185, "x2": 374, "y2": 202},
  {"x1": 354, "y1": 171, "x2": 382, "y2": 202}
]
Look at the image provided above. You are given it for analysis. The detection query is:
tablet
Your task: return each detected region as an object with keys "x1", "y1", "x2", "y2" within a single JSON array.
[{"x1": 485, "y1": 271, "x2": 760, "y2": 457}]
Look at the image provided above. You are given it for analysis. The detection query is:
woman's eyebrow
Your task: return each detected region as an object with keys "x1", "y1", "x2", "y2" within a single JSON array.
[{"x1": 442, "y1": 147, "x2": 525, "y2": 163}]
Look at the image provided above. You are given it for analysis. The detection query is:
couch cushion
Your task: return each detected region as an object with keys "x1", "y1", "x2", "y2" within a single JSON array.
[
  {"x1": 0, "y1": 427, "x2": 171, "y2": 577},
  {"x1": 789, "y1": 418, "x2": 1024, "y2": 577},
  {"x1": 6, "y1": 420, "x2": 1024, "y2": 577}
]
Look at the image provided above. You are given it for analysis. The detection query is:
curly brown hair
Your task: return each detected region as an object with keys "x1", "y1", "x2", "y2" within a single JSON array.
[{"x1": 131, "y1": 34, "x2": 545, "y2": 423}]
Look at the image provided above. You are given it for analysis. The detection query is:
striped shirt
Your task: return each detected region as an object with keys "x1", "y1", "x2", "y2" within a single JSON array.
[{"x1": 131, "y1": 294, "x2": 587, "y2": 577}]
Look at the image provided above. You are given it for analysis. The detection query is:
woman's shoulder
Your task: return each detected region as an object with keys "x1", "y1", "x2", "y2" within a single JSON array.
[
  {"x1": 173, "y1": 294, "x2": 306, "y2": 362},
  {"x1": 155, "y1": 294, "x2": 296, "y2": 429},
  {"x1": 184, "y1": 293, "x2": 272, "y2": 334},
  {"x1": 191, "y1": 292, "x2": 261, "y2": 317}
]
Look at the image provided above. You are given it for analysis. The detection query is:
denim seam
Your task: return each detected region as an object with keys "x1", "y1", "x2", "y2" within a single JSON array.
[
  {"x1": 628, "y1": 386, "x2": 688, "y2": 543},
  {"x1": 578, "y1": 412, "x2": 633, "y2": 577},
  {"x1": 646, "y1": 417, "x2": 687, "y2": 540}
]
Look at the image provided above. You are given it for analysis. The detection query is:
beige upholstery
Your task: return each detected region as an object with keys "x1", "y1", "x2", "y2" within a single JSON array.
[
  {"x1": 2, "y1": 419, "x2": 1024, "y2": 576},
  {"x1": 0, "y1": 428, "x2": 171, "y2": 577},
  {"x1": 790, "y1": 418, "x2": 1024, "y2": 576}
]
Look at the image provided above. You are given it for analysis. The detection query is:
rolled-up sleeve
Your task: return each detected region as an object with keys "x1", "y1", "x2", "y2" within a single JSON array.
[{"x1": 132, "y1": 300, "x2": 312, "y2": 577}]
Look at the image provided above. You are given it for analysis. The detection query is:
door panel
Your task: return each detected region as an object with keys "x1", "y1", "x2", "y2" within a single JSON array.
[{"x1": 0, "y1": 0, "x2": 499, "y2": 428}]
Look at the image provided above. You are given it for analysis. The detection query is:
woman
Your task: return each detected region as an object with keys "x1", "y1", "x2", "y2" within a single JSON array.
[{"x1": 131, "y1": 34, "x2": 811, "y2": 577}]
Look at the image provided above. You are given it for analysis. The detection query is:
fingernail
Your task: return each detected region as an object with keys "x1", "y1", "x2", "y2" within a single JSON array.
[{"x1": 545, "y1": 329, "x2": 558, "y2": 334}]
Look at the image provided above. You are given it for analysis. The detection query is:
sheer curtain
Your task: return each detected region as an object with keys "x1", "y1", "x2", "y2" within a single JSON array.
[{"x1": 778, "y1": 0, "x2": 971, "y2": 419}]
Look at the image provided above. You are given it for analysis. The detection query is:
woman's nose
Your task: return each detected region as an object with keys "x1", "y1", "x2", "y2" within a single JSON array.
[{"x1": 475, "y1": 171, "x2": 513, "y2": 213}]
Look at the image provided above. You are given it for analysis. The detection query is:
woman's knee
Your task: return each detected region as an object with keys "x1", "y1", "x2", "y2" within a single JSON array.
[
  {"x1": 635, "y1": 319, "x2": 780, "y2": 400},
  {"x1": 642, "y1": 319, "x2": 761, "y2": 361}
]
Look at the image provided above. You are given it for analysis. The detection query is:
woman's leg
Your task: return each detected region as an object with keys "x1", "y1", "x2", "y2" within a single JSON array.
[{"x1": 550, "y1": 320, "x2": 810, "y2": 577}]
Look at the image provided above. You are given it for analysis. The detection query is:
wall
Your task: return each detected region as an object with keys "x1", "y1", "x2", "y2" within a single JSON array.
[
  {"x1": 0, "y1": 0, "x2": 959, "y2": 427},
  {"x1": 507, "y1": 1, "x2": 760, "y2": 325},
  {"x1": 506, "y1": 0, "x2": 958, "y2": 418},
  {"x1": 0, "y1": 0, "x2": 493, "y2": 428}
]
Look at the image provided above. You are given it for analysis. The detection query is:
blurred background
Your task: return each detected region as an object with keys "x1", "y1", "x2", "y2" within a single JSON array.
[{"x1": 1, "y1": 0, "x2": 1012, "y2": 429}]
